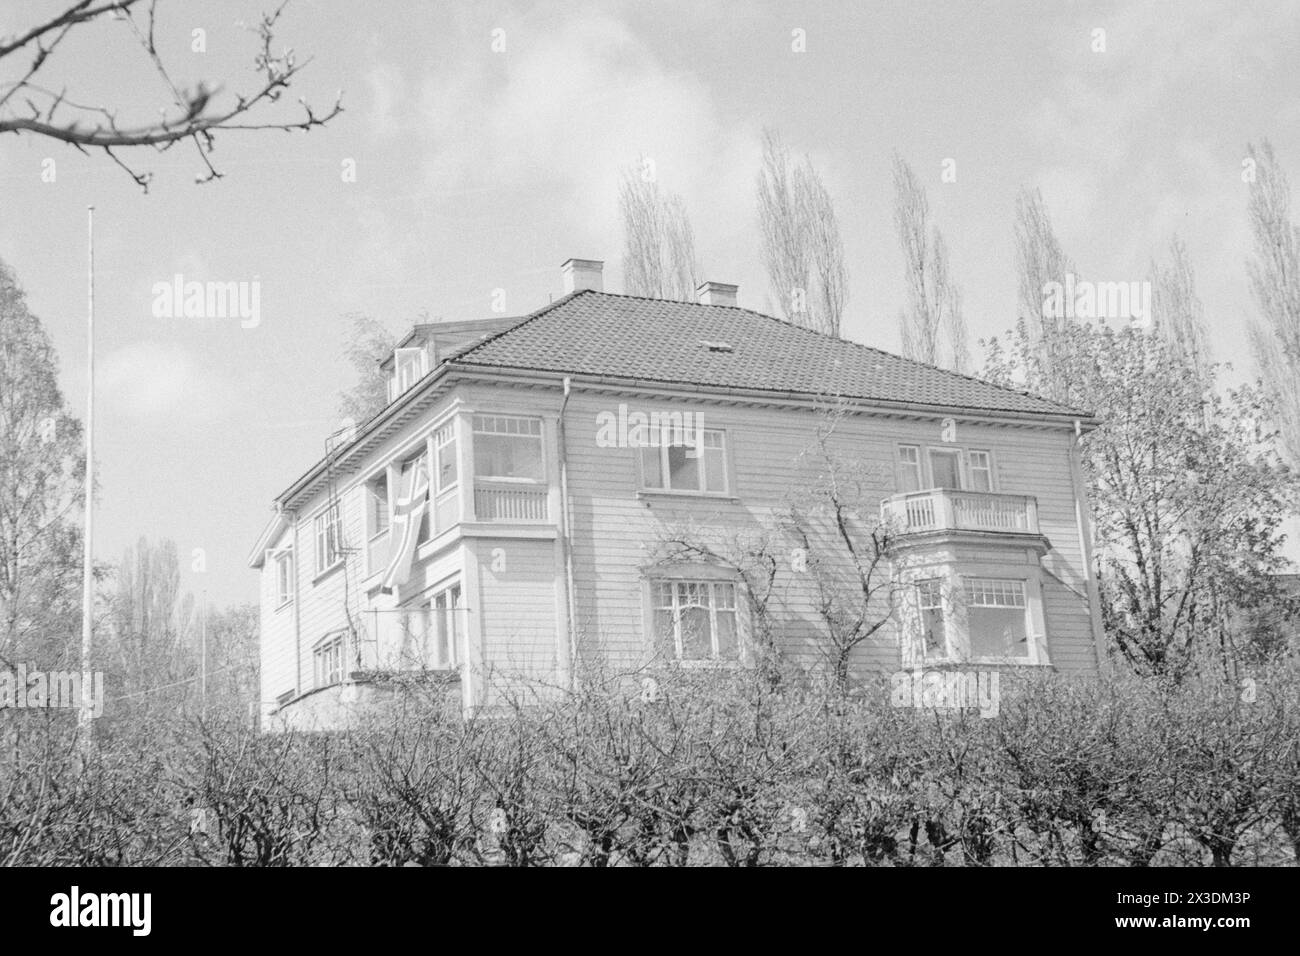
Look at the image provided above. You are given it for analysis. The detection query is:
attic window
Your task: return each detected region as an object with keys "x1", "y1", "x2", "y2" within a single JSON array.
[{"x1": 701, "y1": 340, "x2": 733, "y2": 353}]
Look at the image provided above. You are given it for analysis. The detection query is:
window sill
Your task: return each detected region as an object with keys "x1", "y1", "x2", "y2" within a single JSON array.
[
  {"x1": 637, "y1": 489, "x2": 737, "y2": 502},
  {"x1": 274, "y1": 598, "x2": 294, "y2": 612},
  {"x1": 312, "y1": 561, "x2": 344, "y2": 586}
]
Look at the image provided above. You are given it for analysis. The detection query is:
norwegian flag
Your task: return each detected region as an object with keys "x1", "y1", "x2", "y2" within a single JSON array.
[{"x1": 381, "y1": 454, "x2": 430, "y2": 594}]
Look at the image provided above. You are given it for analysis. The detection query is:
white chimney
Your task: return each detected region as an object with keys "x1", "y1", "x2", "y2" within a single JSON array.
[
  {"x1": 562, "y1": 258, "x2": 604, "y2": 294},
  {"x1": 696, "y1": 281, "x2": 738, "y2": 307}
]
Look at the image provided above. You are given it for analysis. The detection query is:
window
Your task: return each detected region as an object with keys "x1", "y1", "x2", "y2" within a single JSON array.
[
  {"x1": 928, "y1": 448, "x2": 962, "y2": 489},
  {"x1": 433, "y1": 583, "x2": 462, "y2": 668},
  {"x1": 916, "y1": 578, "x2": 946, "y2": 655},
  {"x1": 899, "y1": 445, "x2": 923, "y2": 492},
  {"x1": 434, "y1": 422, "x2": 458, "y2": 491},
  {"x1": 473, "y1": 415, "x2": 544, "y2": 481},
  {"x1": 313, "y1": 633, "x2": 345, "y2": 688},
  {"x1": 968, "y1": 450, "x2": 994, "y2": 492},
  {"x1": 273, "y1": 548, "x2": 294, "y2": 606},
  {"x1": 393, "y1": 347, "x2": 426, "y2": 397},
  {"x1": 641, "y1": 428, "x2": 728, "y2": 494},
  {"x1": 368, "y1": 473, "x2": 390, "y2": 536},
  {"x1": 965, "y1": 577, "x2": 1029, "y2": 659},
  {"x1": 653, "y1": 580, "x2": 740, "y2": 661},
  {"x1": 314, "y1": 503, "x2": 344, "y2": 574}
]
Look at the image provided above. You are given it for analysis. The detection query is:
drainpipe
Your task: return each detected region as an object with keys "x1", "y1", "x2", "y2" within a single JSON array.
[
  {"x1": 1070, "y1": 420, "x2": 1106, "y2": 674},
  {"x1": 558, "y1": 376, "x2": 577, "y2": 686},
  {"x1": 286, "y1": 505, "x2": 303, "y2": 698}
]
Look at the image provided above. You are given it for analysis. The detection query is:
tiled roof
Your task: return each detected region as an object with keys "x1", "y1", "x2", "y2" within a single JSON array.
[{"x1": 451, "y1": 291, "x2": 1085, "y2": 418}]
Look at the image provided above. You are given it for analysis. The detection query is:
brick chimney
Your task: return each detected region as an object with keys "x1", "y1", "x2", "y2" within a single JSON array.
[
  {"x1": 561, "y1": 258, "x2": 603, "y2": 294},
  {"x1": 696, "y1": 281, "x2": 738, "y2": 307}
]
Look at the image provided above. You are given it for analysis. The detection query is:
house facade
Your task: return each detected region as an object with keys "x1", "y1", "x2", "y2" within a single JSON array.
[{"x1": 249, "y1": 259, "x2": 1104, "y2": 729}]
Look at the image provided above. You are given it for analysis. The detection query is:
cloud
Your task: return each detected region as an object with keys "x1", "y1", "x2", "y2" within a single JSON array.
[{"x1": 99, "y1": 341, "x2": 235, "y2": 424}]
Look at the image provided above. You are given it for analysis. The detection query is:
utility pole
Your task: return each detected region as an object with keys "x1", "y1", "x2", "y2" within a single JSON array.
[{"x1": 79, "y1": 206, "x2": 95, "y2": 741}]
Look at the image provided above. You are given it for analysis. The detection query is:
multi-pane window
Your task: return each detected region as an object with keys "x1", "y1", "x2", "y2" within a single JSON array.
[
  {"x1": 652, "y1": 580, "x2": 740, "y2": 661},
  {"x1": 641, "y1": 429, "x2": 727, "y2": 494},
  {"x1": 368, "y1": 473, "x2": 390, "y2": 535},
  {"x1": 393, "y1": 347, "x2": 426, "y2": 397},
  {"x1": 965, "y1": 577, "x2": 1029, "y2": 659},
  {"x1": 433, "y1": 583, "x2": 462, "y2": 668},
  {"x1": 473, "y1": 415, "x2": 544, "y2": 481},
  {"x1": 314, "y1": 503, "x2": 344, "y2": 574},
  {"x1": 916, "y1": 578, "x2": 946, "y2": 655},
  {"x1": 968, "y1": 450, "x2": 994, "y2": 492},
  {"x1": 434, "y1": 422, "x2": 458, "y2": 491},
  {"x1": 273, "y1": 548, "x2": 294, "y2": 606},
  {"x1": 899, "y1": 445, "x2": 923, "y2": 492},
  {"x1": 896, "y1": 445, "x2": 996, "y2": 493},
  {"x1": 313, "y1": 633, "x2": 345, "y2": 688}
]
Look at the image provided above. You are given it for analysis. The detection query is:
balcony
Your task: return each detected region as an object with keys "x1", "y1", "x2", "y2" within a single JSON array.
[
  {"x1": 881, "y1": 489, "x2": 1040, "y2": 536},
  {"x1": 473, "y1": 480, "x2": 549, "y2": 521}
]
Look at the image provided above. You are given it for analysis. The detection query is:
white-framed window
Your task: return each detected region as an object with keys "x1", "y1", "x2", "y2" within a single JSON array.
[
  {"x1": 899, "y1": 445, "x2": 923, "y2": 492},
  {"x1": 434, "y1": 421, "x2": 458, "y2": 491},
  {"x1": 641, "y1": 428, "x2": 728, "y2": 494},
  {"x1": 398, "y1": 581, "x2": 462, "y2": 670},
  {"x1": 314, "y1": 503, "x2": 344, "y2": 575},
  {"x1": 896, "y1": 445, "x2": 997, "y2": 493},
  {"x1": 273, "y1": 547, "x2": 294, "y2": 606},
  {"x1": 915, "y1": 577, "x2": 946, "y2": 655},
  {"x1": 968, "y1": 450, "x2": 994, "y2": 492},
  {"x1": 393, "y1": 347, "x2": 427, "y2": 398},
  {"x1": 313, "y1": 632, "x2": 345, "y2": 688},
  {"x1": 473, "y1": 415, "x2": 545, "y2": 481},
  {"x1": 652, "y1": 580, "x2": 741, "y2": 662},
  {"x1": 368, "y1": 472, "x2": 390, "y2": 536},
  {"x1": 964, "y1": 577, "x2": 1030, "y2": 659}
]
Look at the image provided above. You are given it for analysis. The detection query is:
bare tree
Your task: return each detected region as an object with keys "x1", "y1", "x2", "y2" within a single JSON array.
[
  {"x1": 0, "y1": 0, "x2": 342, "y2": 190},
  {"x1": 756, "y1": 128, "x2": 847, "y2": 336},
  {"x1": 1149, "y1": 236, "x2": 1211, "y2": 383},
  {"x1": 618, "y1": 161, "x2": 699, "y2": 301},
  {"x1": 1245, "y1": 140, "x2": 1300, "y2": 464},
  {"x1": 892, "y1": 153, "x2": 970, "y2": 372},
  {"x1": 338, "y1": 313, "x2": 398, "y2": 425},
  {"x1": 1014, "y1": 187, "x2": 1077, "y2": 401}
]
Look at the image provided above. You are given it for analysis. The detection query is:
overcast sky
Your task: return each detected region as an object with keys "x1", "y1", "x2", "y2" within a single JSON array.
[{"x1": 2, "y1": 0, "x2": 1298, "y2": 607}]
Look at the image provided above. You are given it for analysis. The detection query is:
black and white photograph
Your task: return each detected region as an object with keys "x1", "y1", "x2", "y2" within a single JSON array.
[{"x1": 0, "y1": 0, "x2": 1296, "y2": 935}]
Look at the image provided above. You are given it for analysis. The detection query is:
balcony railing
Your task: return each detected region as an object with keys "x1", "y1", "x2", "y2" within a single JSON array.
[
  {"x1": 881, "y1": 489, "x2": 1040, "y2": 535},
  {"x1": 473, "y1": 480, "x2": 549, "y2": 521}
]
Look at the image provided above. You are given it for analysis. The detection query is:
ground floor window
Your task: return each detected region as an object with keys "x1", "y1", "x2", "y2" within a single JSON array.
[
  {"x1": 652, "y1": 580, "x2": 740, "y2": 662},
  {"x1": 911, "y1": 572, "x2": 1040, "y2": 664},
  {"x1": 313, "y1": 632, "x2": 345, "y2": 688}
]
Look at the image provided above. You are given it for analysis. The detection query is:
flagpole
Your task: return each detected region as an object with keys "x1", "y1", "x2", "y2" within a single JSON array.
[{"x1": 80, "y1": 205, "x2": 95, "y2": 739}]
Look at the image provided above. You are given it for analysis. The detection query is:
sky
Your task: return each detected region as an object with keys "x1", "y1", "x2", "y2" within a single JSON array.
[{"x1": 2, "y1": 0, "x2": 1298, "y2": 608}]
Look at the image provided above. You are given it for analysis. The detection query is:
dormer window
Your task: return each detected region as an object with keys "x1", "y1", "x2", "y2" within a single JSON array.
[{"x1": 391, "y1": 347, "x2": 428, "y2": 400}]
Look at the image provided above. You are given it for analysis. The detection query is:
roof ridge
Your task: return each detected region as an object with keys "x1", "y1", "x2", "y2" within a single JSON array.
[{"x1": 481, "y1": 289, "x2": 1083, "y2": 417}]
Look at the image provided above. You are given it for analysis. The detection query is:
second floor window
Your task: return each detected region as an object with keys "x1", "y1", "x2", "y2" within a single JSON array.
[
  {"x1": 897, "y1": 445, "x2": 996, "y2": 493},
  {"x1": 641, "y1": 428, "x2": 727, "y2": 494},
  {"x1": 653, "y1": 580, "x2": 740, "y2": 662},
  {"x1": 368, "y1": 473, "x2": 390, "y2": 536},
  {"x1": 273, "y1": 548, "x2": 294, "y2": 606},
  {"x1": 473, "y1": 415, "x2": 544, "y2": 481},
  {"x1": 315, "y1": 503, "x2": 344, "y2": 574}
]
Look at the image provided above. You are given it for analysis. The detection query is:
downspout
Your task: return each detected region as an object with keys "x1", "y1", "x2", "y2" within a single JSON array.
[
  {"x1": 1070, "y1": 419, "x2": 1106, "y2": 675},
  {"x1": 558, "y1": 376, "x2": 578, "y2": 686},
  {"x1": 286, "y1": 505, "x2": 303, "y2": 699}
]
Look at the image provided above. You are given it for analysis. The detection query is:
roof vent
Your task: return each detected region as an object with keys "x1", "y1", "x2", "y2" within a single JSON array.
[
  {"x1": 702, "y1": 340, "x2": 734, "y2": 353},
  {"x1": 696, "y1": 281, "x2": 738, "y2": 307}
]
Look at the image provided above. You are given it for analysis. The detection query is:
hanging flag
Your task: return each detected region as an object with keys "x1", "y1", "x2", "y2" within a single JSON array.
[{"x1": 381, "y1": 455, "x2": 430, "y2": 594}]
